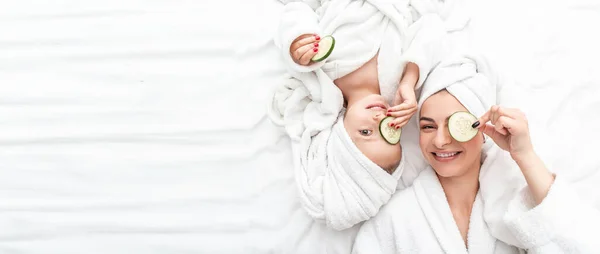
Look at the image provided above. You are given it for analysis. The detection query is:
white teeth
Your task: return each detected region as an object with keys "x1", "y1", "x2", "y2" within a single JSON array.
[{"x1": 435, "y1": 152, "x2": 458, "y2": 158}]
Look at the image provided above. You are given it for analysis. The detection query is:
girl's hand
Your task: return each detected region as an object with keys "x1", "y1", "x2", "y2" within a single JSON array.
[
  {"x1": 386, "y1": 63, "x2": 419, "y2": 129},
  {"x1": 289, "y1": 34, "x2": 320, "y2": 66},
  {"x1": 386, "y1": 85, "x2": 417, "y2": 129}
]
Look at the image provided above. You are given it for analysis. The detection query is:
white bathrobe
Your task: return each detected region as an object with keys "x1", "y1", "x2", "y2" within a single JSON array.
[
  {"x1": 272, "y1": 1, "x2": 600, "y2": 251},
  {"x1": 358, "y1": 46, "x2": 600, "y2": 253},
  {"x1": 354, "y1": 138, "x2": 600, "y2": 253},
  {"x1": 274, "y1": 0, "x2": 467, "y2": 103},
  {"x1": 353, "y1": 146, "x2": 524, "y2": 254},
  {"x1": 492, "y1": 170, "x2": 600, "y2": 253},
  {"x1": 270, "y1": 0, "x2": 468, "y2": 231},
  {"x1": 353, "y1": 144, "x2": 600, "y2": 254}
]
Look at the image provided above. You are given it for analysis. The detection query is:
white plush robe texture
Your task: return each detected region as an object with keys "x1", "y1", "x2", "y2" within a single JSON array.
[
  {"x1": 353, "y1": 145, "x2": 523, "y2": 254},
  {"x1": 270, "y1": 0, "x2": 464, "y2": 231}
]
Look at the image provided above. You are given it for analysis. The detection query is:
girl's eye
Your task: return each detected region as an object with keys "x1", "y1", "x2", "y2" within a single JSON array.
[{"x1": 359, "y1": 130, "x2": 373, "y2": 136}]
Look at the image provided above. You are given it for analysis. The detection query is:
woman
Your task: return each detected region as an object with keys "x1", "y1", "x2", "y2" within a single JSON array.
[
  {"x1": 352, "y1": 52, "x2": 597, "y2": 253},
  {"x1": 353, "y1": 87, "x2": 523, "y2": 253}
]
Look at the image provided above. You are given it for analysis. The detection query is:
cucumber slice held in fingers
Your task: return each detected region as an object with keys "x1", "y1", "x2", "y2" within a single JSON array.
[
  {"x1": 379, "y1": 116, "x2": 402, "y2": 145},
  {"x1": 448, "y1": 111, "x2": 478, "y2": 142},
  {"x1": 311, "y1": 35, "x2": 335, "y2": 62}
]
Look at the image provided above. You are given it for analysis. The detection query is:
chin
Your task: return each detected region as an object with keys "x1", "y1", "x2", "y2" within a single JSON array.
[
  {"x1": 433, "y1": 167, "x2": 463, "y2": 178},
  {"x1": 429, "y1": 160, "x2": 468, "y2": 178}
]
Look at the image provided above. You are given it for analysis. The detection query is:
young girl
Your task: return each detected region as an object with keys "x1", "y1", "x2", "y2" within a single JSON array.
[{"x1": 269, "y1": 0, "x2": 462, "y2": 232}]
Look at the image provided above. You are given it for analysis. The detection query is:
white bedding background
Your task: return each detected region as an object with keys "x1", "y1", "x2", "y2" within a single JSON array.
[{"x1": 0, "y1": 0, "x2": 598, "y2": 253}]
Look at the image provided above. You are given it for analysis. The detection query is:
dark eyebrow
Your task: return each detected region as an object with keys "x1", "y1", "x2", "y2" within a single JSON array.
[
  {"x1": 419, "y1": 117, "x2": 435, "y2": 123},
  {"x1": 419, "y1": 116, "x2": 452, "y2": 123}
]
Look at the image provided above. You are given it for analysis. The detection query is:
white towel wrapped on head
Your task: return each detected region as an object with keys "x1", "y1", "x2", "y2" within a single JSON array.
[
  {"x1": 269, "y1": 73, "x2": 405, "y2": 231},
  {"x1": 416, "y1": 41, "x2": 499, "y2": 120},
  {"x1": 320, "y1": 118, "x2": 406, "y2": 229}
]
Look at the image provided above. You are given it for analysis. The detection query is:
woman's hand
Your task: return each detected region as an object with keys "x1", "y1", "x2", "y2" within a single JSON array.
[
  {"x1": 475, "y1": 105, "x2": 555, "y2": 205},
  {"x1": 386, "y1": 63, "x2": 419, "y2": 129},
  {"x1": 474, "y1": 105, "x2": 535, "y2": 163},
  {"x1": 289, "y1": 34, "x2": 320, "y2": 66}
]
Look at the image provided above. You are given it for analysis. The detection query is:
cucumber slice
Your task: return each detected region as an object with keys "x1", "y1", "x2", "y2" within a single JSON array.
[
  {"x1": 311, "y1": 35, "x2": 335, "y2": 62},
  {"x1": 448, "y1": 111, "x2": 478, "y2": 142},
  {"x1": 379, "y1": 116, "x2": 401, "y2": 145}
]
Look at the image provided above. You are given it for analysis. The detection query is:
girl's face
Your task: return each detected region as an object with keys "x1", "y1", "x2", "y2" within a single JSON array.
[{"x1": 344, "y1": 94, "x2": 402, "y2": 172}]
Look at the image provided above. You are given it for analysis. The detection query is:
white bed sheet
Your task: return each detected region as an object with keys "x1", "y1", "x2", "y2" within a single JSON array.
[{"x1": 0, "y1": 0, "x2": 599, "y2": 253}]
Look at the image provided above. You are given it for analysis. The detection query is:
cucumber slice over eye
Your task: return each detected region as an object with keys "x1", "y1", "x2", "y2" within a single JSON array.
[
  {"x1": 448, "y1": 111, "x2": 478, "y2": 142},
  {"x1": 379, "y1": 116, "x2": 401, "y2": 145},
  {"x1": 311, "y1": 35, "x2": 335, "y2": 62}
]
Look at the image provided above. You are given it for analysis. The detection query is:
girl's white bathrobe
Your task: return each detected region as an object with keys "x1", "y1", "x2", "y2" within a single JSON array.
[{"x1": 270, "y1": 0, "x2": 467, "y2": 232}]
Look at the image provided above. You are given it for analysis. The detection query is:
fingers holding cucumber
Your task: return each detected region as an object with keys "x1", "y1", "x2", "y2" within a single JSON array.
[
  {"x1": 311, "y1": 35, "x2": 335, "y2": 62},
  {"x1": 473, "y1": 105, "x2": 534, "y2": 160},
  {"x1": 290, "y1": 34, "x2": 319, "y2": 65},
  {"x1": 380, "y1": 116, "x2": 402, "y2": 145},
  {"x1": 289, "y1": 34, "x2": 335, "y2": 65}
]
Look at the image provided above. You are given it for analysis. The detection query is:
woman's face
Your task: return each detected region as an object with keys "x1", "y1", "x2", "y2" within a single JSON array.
[{"x1": 418, "y1": 90, "x2": 484, "y2": 178}]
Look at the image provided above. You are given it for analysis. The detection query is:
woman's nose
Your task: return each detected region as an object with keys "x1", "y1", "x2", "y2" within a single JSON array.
[{"x1": 433, "y1": 128, "x2": 452, "y2": 148}]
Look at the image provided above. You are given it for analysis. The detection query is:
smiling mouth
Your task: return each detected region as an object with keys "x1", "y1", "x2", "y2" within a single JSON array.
[
  {"x1": 431, "y1": 151, "x2": 462, "y2": 161},
  {"x1": 366, "y1": 103, "x2": 387, "y2": 110}
]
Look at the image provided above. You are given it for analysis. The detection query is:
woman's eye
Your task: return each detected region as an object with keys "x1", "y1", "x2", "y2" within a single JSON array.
[
  {"x1": 359, "y1": 130, "x2": 373, "y2": 136},
  {"x1": 420, "y1": 125, "x2": 435, "y2": 130}
]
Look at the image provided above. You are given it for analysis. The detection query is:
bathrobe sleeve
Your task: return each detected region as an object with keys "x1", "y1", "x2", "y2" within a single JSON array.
[
  {"x1": 504, "y1": 174, "x2": 600, "y2": 253},
  {"x1": 274, "y1": 1, "x2": 328, "y2": 73}
]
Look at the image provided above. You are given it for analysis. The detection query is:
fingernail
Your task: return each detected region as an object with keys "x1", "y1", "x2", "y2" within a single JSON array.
[
  {"x1": 395, "y1": 126, "x2": 400, "y2": 129},
  {"x1": 386, "y1": 113, "x2": 391, "y2": 116},
  {"x1": 313, "y1": 48, "x2": 318, "y2": 52},
  {"x1": 314, "y1": 43, "x2": 319, "y2": 47},
  {"x1": 471, "y1": 121, "x2": 480, "y2": 128},
  {"x1": 390, "y1": 123, "x2": 395, "y2": 127},
  {"x1": 315, "y1": 35, "x2": 320, "y2": 40}
]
